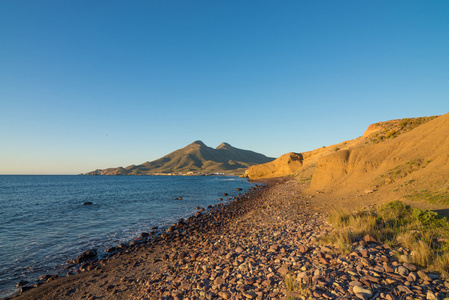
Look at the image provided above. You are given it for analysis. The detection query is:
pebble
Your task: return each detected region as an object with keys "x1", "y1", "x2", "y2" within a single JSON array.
[
  {"x1": 396, "y1": 265, "x2": 409, "y2": 276},
  {"x1": 218, "y1": 291, "x2": 231, "y2": 299},
  {"x1": 17, "y1": 179, "x2": 449, "y2": 300},
  {"x1": 427, "y1": 291, "x2": 438, "y2": 300},
  {"x1": 403, "y1": 262, "x2": 417, "y2": 271},
  {"x1": 417, "y1": 270, "x2": 432, "y2": 281},
  {"x1": 353, "y1": 285, "x2": 373, "y2": 297},
  {"x1": 242, "y1": 290, "x2": 257, "y2": 299}
]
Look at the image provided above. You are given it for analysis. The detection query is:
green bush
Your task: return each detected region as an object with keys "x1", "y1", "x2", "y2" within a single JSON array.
[
  {"x1": 412, "y1": 208, "x2": 440, "y2": 225},
  {"x1": 378, "y1": 200, "x2": 410, "y2": 220}
]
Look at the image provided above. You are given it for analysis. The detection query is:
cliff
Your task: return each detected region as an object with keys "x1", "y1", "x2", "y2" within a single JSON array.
[
  {"x1": 310, "y1": 113, "x2": 449, "y2": 196},
  {"x1": 244, "y1": 152, "x2": 304, "y2": 179},
  {"x1": 245, "y1": 115, "x2": 440, "y2": 185}
]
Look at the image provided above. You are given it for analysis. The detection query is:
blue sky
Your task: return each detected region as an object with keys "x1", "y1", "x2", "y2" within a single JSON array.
[{"x1": 1, "y1": 1, "x2": 448, "y2": 174}]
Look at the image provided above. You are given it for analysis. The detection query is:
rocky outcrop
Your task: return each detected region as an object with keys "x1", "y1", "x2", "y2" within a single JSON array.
[
  {"x1": 363, "y1": 122, "x2": 386, "y2": 137},
  {"x1": 244, "y1": 152, "x2": 304, "y2": 179}
]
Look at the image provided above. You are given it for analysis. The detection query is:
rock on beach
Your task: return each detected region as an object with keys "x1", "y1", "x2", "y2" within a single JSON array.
[{"x1": 12, "y1": 178, "x2": 449, "y2": 300}]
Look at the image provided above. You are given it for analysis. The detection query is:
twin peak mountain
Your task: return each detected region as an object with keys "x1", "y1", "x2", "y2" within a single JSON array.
[{"x1": 84, "y1": 141, "x2": 275, "y2": 175}]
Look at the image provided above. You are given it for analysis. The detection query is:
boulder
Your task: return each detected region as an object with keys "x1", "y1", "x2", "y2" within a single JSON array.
[
  {"x1": 417, "y1": 270, "x2": 432, "y2": 281},
  {"x1": 245, "y1": 152, "x2": 304, "y2": 179},
  {"x1": 363, "y1": 234, "x2": 378, "y2": 244},
  {"x1": 68, "y1": 249, "x2": 98, "y2": 264},
  {"x1": 16, "y1": 280, "x2": 29, "y2": 287},
  {"x1": 20, "y1": 286, "x2": 34, "y2": 294}
]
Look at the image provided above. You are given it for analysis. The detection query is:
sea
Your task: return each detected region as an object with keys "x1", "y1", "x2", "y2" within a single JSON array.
[{"x1": 0, "y1": 175, "x2": 254, "y2": 298}]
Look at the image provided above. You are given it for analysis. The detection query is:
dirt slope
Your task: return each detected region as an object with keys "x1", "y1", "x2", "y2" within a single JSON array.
[
  {"x1": 245, "y1": 113, "x2": 448, "y2": 211},
  {"x1": 245, "y1": 115, "x2": 442, "y2": 183},
  {"x1": 310, "y1": 113, "x2": 449, "y2": 196}
]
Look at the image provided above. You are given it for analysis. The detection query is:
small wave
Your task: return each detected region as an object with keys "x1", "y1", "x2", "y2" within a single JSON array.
[{"x1": 0, "y1": 175, "x2": 254, "y2": 298}]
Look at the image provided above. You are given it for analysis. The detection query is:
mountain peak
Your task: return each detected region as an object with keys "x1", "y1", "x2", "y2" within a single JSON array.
[
  {"x1": 84, "y1": 140, "x2": 275, "y2": 175},
  {"x1": 189, "y1": 140, "x2": 207, "y2": 147},
  {"x1": 216, "y1": 142, "x2": 232, "y2": 149}
]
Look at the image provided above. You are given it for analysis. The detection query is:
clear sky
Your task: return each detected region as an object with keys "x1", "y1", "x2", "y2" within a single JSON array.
[{"x1": 1, "y1": 1, "x2": 448, "y2": 174}]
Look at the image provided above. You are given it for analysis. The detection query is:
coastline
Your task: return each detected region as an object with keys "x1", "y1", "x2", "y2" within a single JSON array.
[
  {"x1": 7, "y1": 179, "x2": 290, "y2": 299},
  {"x1": 7, "y1": 178, "x2": 449, "y2": 300},
  {"x1": 5, "y1": 179, "x2": 269, "y2": 300},
  {"x1": 0, "y1": 175, "x2": 253, "y2": 299}
]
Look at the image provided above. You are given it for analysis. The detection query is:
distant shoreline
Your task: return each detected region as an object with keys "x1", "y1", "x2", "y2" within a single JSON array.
[{"x1": 80, "y1": 172, "x2": 239, "y2": 177}]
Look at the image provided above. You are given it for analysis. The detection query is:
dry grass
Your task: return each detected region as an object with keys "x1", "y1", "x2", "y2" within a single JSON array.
[
  {"x1": 324, "y1": 201, "x2": 449, "y2": 277},
  {"x1": 399, "y1": 230, "x2": 449, "y2": 276},
  {"x1": 284, "y1": 273, "x2": 300, "y2": 292},
  {"x1": 323, "y1": 208, "x2": 379, "y2": 253},
  {"x1": 408, "y1": 240, "x2": 433, "y2": 267},
  {"x1": 283, "y1": 273, "x2": 311, "y2": 300},
  {"x1": 432, "y1": 253, "x2": 449, "y2": 276}
]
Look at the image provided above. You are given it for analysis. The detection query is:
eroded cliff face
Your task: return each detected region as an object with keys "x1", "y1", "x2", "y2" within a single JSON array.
[
  {"x1": 244, "y1": 114, "x2": 444, "y2": 192},
  {"x1": 244, "y1": 152, "x2": 304, "y2": 179},
  {"x1": 363, "y1": 123, "x2": 386, "y2": 137},
  {"x1": 310, "y1": 113, "x2": 449, "y2": 195}
]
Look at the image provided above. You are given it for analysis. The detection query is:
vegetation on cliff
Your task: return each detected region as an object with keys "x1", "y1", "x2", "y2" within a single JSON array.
[{"x1": 365, "y1": 116, "x2": 438, "y2": 143}]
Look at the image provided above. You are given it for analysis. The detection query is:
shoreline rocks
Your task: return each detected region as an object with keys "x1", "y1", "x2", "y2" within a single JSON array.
[
  {"x1": 66, "y1": 249, "x2": 98, "y2": 265},
  {"x1": 10, "y1": 178, "x2": 449, "y2": 300}
]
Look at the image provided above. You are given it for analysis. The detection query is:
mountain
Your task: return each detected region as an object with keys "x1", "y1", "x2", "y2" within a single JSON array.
[{"x1": 84, "y1": 141, "x2": 275, "y2": 175}]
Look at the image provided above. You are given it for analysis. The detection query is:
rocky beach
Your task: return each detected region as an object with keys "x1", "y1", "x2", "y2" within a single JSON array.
[
  {"x1": 3, "y1": 1, "x2": 448, "y2": 298},
  {"x1": 6, "y1": 178, "x2": 448, "y2": 300}
]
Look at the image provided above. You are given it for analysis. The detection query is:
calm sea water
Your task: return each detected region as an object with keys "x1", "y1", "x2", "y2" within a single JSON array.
[{"x1": 0, "y1": 175, "x2": 254, "y2": 298}]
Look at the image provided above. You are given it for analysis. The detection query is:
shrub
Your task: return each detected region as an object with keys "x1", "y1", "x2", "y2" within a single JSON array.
[
  {"x1": 386, "y1": 130, "x2": 397, "y2": 139},
  {"x1": 324, "y1": 201, "x2": 449, "y2": 277}
]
